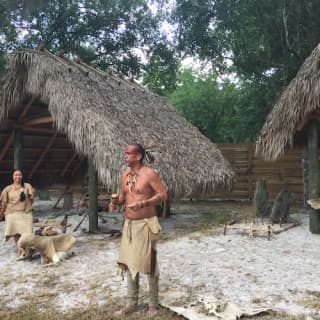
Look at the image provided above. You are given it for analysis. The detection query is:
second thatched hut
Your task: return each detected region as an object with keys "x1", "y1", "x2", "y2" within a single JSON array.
[{"x1": 256, "y1": 42, "x2": 320, "y2": 233}]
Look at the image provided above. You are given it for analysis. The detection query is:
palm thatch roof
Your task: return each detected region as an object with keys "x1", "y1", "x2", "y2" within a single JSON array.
[
  {"x1": 0, "y1": 48, "x2": 234, "y2": 198},
  {"x1": 256, "y1": 43, "x2": 320, "y2": 161}
]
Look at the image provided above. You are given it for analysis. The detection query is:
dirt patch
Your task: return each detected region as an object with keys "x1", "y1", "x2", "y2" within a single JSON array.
[{"x1": 0, "y1": 199, "x2": 317, "y2": 319}]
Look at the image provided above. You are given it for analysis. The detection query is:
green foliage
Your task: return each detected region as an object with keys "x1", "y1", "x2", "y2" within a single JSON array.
[
  {"x1": 143, "y1": 43, "x2": 178, "y2": 96},
  {"x1": 168, "y1": 69, "x2": 281, "y2": 143},
  {"x1": 171, "y1": 0, "x2": 320, "y2": 142},
  {"x1": 0, "y1": 0, "x2": 173, "y2": 78},
  {"x1": 173, "y1": 0, "x2": 320, "y2": 83},
  {"x1": 1, "y1": 0, "x2": 320, "y2": 143},
  {"x1": 168, "y1": 69, "x2": 236, "y2": 142}
]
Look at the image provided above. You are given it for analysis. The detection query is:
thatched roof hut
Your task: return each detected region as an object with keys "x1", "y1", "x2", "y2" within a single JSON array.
[
  {"x1": 256, "y1": 43, "x2": 320, "y2": 161},
  {"x1": 0, "y1": 49, "x2": 233, "y2": 198}
]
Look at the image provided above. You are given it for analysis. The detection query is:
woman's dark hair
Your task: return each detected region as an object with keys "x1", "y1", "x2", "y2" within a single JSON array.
[{"x1": 12, "y1": 169, "x2": 26, "y2": 202}]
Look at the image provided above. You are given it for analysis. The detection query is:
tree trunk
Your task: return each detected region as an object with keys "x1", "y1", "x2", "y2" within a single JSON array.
[
  {"x1": 88, "y1": 159, "x2": 98, "y2": 233},
  {"x1": 308, "y1": 120, "x2": 320, "y2": 234}
]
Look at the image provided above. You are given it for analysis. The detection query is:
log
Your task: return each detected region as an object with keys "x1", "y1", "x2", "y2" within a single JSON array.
[
  {"x1": 73, "y1": 212, "x2": 88, "y2": 232},
  {"x1": 52, "y1": 192, "x2": 64, "y2": 209}
]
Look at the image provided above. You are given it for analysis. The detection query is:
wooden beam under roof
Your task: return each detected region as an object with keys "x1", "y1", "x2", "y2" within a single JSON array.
[
  {"x1": 15, "y1": 125, "x2": 57, "y2": 134},
  {"x1": 20, "y1": 99, "x2": 35, "y2": 119},
  {"x1": 0, "y1": 169, "x2": 72, "y2": 174},
  {"x1": 8, "y1": 147, "x2": 72, "y2": 152},
  {"x1": 60, "y1": 153, "x2": 78, "y2": 177},
  {"x1": 0, "y1": 132, "x2": 14, "y2": 161},
  {"x1": 23, "y1": 116, "x2": 53, "y2": 126}
]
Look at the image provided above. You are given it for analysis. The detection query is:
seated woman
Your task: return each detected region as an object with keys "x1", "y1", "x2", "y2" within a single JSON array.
[{"x1": 0, "y1": 169, "x2": 35, "y2": 257}]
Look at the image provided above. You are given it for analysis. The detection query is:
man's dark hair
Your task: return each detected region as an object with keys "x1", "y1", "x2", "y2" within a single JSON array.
[
  {"x1": 129, "y1": 143, "x2": 155, "y2": 164},
  {"x1": 131, "y1": 143, "x2": 145, "y2": 163}
]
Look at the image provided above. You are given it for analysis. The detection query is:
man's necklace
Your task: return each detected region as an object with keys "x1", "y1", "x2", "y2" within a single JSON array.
[{"x1": 126, "y1": 172, "x2": 138, "y2": 193}]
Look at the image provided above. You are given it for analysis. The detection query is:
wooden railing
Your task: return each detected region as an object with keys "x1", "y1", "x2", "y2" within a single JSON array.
[{"x1": 212, "y1": 143, "x2": 303, "y2": 201}]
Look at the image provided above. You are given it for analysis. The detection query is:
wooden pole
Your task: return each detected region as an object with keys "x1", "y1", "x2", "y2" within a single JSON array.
[
  {"x1": 14, "y1": 129, "x2": 23, "y2": 170},
  {"x1": 302, "y1": 145, "x2": 309, "y2": 211},
  {"x1": 88, "y1": 159, "x2": 98, "y2": 233},
  {"x1": 308, "y1": 120, "x2": 320, "y2": 234}
]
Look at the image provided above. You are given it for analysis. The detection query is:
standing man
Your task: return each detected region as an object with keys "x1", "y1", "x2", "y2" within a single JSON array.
[{"x1": 114, "y1": 143, "x2": 167, "y2": 318}]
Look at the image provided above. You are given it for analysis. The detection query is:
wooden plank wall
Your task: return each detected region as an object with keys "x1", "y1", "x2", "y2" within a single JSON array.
[{"x1": 212, "y1": 143, "x2": 304, "y2": 202}]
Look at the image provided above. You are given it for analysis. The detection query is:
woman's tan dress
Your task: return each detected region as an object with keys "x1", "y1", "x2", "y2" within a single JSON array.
[{"x1": 0, "y1": 183, "x2": 34, "y2": 238}]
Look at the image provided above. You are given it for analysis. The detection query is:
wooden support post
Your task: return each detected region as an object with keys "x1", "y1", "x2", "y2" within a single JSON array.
[
  {"x1": 308, "y1": 120, "x2": 320, "y2": 234},
  {"x1": 88, "y1": 159, "x2": 98, "y2": 233},
  {"x1": 302, "y1": 145, "x2": 309, "y2": 211},
  {"x1": 14, "y1": 129, "x2": 23, "y2": 169},
  {"x1": 38, "y1": 189, "x2": 51, "y2": 200},
  {"x1": 267, "y1": 225, "x2": 271, "y2": 241}
]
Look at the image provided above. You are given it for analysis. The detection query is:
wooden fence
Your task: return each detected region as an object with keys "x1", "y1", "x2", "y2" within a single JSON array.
[{"x1": 212, "y1": 143, "x2": 304, "y2": 202}]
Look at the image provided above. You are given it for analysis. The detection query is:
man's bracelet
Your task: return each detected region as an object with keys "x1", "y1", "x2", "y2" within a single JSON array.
[{"x1": 140, "y1": 200, "x2": 147, "y2": 208}]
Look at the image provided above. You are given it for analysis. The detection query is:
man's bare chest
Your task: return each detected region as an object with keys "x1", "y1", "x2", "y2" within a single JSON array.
[{"x1": 125, "y1": 173, "x2": 151, "y2": 194}]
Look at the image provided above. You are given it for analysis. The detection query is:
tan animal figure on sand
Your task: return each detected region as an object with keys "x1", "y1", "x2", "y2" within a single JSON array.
[{"x1": 17, "y1": 233, "x2": 76, "y2": 265}]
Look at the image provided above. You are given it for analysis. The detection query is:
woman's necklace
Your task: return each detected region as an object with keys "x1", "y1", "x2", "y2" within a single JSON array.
[{"x1": 13, "y1": 183, "x2": 22, "y2": 190}]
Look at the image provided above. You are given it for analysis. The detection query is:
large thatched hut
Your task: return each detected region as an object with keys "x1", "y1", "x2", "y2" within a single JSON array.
[
  {"x1": 0, "y1": 49, "x2": 233, "y2": 206},
  {"x1": 256, "y1": 43, "x2": 320, "y2": 233}
]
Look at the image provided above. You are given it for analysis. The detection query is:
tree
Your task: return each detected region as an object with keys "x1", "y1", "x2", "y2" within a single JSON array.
[
  {"x1": 167, "y1": 68, "x2": 283, "y2": 143},
  {"x1": 143, "y1": 43, "x2": 178, "y2": 96},
  {"x1": 173, "y1": 0, "x2": 320, "y2": 84},
  {"x1": 168, "y1": 69, "x2": 241, "y2": 142},
  {"x1": 0, "y1": 0, "x2": 171, "y2": 78},
  {"x1": 172, "y1": 0, "x2": 320, "y2": 141}
]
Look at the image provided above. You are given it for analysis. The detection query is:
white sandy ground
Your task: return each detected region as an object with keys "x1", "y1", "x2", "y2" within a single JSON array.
[{"x1": 0, "y1": 199, "x2": 320, "y2": 319}]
